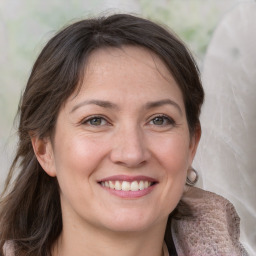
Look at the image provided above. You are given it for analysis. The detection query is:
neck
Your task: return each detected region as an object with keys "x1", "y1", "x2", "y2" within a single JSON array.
[{"x1": 53, "y1": 219, "x2": 167, "y2": 256}]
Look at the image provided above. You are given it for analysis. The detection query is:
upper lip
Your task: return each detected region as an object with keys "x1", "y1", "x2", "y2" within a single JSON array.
[{"x1": 98, "y1": 175, "x2": 158, "y2": 183}]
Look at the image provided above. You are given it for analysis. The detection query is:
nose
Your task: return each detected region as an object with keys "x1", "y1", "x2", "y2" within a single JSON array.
[{"x1": 110, "y1": 125, "x2": 150, "y2": 168}]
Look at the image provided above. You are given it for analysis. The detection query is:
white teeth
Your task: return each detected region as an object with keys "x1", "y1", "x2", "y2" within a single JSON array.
[
  {"x1": 109, "y1": 181, "x2": 115, "y2": 189},
  {"x1": 139, "y1": 181, "x2": 144, "y2": 190},
  {"x1": 121, "y1": 181, "x2": 130, "y2": 191},
  {"x1": 101, "y1": 180, "x2": 152, "y2": 191},
  {"x1": 115, "y1": 181, "x2": 122, "y2": 190},
  {"x1": 131, "y1": 181, "x2": 139, "y2": 191}
]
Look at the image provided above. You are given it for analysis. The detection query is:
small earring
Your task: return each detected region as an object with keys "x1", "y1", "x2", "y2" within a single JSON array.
[{"x1": 186, "y1": 167, "x2": 199, "y2": 186}]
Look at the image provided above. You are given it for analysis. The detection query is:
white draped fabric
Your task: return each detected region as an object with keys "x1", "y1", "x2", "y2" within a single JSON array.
[{"x1": 194, "y1": 2, "x2": 256, "y2": 255}]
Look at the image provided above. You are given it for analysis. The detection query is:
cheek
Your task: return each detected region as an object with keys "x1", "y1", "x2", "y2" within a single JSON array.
[
  {"x1": 156, "y1": 135, "x2": 190, "y2": 212},
  {"x1": 52, "y1": 136, "x2": 108, "y2": 211},
  {"x1": 150, "y1": 133, "x2": 190, "y2": 203},
  {"x1": 53, "y1": 134, "x2": 107, "y2": 186},
  {"x1": 150, "y1": 132, "x2": 191, "y2": 172}
]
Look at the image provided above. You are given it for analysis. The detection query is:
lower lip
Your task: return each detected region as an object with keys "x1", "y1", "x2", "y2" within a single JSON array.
[{"x1": 100, "y1": 184, "x2": 156, "y2": 199}]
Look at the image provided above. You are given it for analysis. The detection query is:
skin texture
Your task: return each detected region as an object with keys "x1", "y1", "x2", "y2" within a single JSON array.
[{"x1": 32, "y1": 46, "x2": 200, "y2": 256}]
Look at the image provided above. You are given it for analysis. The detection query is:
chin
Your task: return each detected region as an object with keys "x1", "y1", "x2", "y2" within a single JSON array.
[{"x1": 100, "y1": 212, "x2": 166, "y2": 233}]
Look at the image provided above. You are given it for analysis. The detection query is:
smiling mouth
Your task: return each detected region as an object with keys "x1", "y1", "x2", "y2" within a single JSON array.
[{"x1": 99, "y1": 180, "x2": 155, "y2": 192}]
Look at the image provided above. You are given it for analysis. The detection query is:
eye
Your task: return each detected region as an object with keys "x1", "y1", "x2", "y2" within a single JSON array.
[
  {"x1": 149, "y1": 115, "x2": 175, "y2": 126},
  {"x1": 82, "y1": 116, "x2": 108, "y2": 126}
]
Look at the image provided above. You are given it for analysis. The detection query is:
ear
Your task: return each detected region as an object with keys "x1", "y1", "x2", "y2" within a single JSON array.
[
  {"x1": 189, "y1": 124, "x2": 201, "y2": 163},
  {"x1": 30, "y1": 135, "x2": 57, "y2": 177}
]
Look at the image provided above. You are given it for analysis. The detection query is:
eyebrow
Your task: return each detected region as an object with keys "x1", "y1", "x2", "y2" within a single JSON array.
[
  {"x1": 70, "y1": 99, "x2": 119, "y2": 113},
  {"x1": 70, "y1": 98, "x2": 182, "y2": 115},
  {"x1": 145, "y1": 99, "x2": 182, "y2": 115}
]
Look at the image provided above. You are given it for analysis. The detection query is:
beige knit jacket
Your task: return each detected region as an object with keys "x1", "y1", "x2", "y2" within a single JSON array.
[{"x1": 171, "y1": 187, "x2": 249, "y2": 256}]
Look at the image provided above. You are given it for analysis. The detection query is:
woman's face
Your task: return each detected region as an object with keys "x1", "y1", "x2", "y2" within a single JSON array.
[{"x1": 39, "y1": 46, "x2": 199, "y2": 234}]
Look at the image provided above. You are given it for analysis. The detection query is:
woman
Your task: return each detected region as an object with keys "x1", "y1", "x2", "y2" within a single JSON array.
[{"x1": 0, "y1": 14, "x2": 248, "y2": 256}]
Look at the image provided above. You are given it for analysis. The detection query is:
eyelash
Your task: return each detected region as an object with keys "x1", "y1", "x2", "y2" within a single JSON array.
[{"x1": 81, "y1": 114, "x2": 175, "y2": 127}]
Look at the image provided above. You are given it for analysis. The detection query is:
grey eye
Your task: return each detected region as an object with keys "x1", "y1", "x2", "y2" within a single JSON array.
[
  {"x1": 149, "y1": 116, "x2": 174, "y2": 126},
  {"x1": 86, "y1": 117, "x2": 107, "y2": 126},
  {"x1": 152, "y1": 116, "x2": 165, "y2": 125}
]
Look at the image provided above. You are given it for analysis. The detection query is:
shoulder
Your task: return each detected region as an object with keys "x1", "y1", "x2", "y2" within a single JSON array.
[
  {"x1": 170, "y1": 187, "x2": 249, "y2": 256},
  {"x1": 182, "y1": 186, "x2": 238, "y2": 218}
]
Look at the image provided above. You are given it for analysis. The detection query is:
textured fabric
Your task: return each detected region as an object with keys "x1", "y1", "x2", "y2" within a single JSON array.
[{"x1": 171, "y1": 187, "x2": 249, "y2": 256}]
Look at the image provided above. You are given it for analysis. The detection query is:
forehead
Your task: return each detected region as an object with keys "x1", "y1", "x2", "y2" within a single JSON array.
[
  {"x1": 69, "y1": 46, "x2": 184, "y2": 108},
  {"x1": 85, "y1": 46, "x2": 174, "y2": 84}
]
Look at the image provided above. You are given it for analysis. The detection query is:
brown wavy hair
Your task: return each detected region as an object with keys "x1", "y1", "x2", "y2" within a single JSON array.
[{"x1": 0, "y1": 14, "x2": 204, "y2": 256}]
